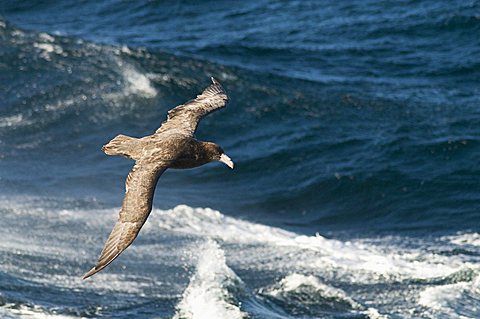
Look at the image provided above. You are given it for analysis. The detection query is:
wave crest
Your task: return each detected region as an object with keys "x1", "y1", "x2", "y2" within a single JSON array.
[
  {"x1": 174, "y1": 239, "x2": 246, "y2": 319},
  {"x1": 156, "y1": 205, "x2": 465, "y2": 280}
]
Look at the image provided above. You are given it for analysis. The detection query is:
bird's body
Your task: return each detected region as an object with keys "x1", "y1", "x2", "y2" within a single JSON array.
[{"x1": 83, "y1": 77, "x2": 232, "y2": 279}]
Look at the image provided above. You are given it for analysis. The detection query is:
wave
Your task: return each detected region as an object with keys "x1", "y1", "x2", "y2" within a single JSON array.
[
  {"x1": 0, "y1": 304, "x2": 79, "y2": 319},
  {"x1": 173, "y1": 240, "x2": 246, "y2": 319},
  {"x1": 1, "y1": 17, "x2": 479, "y2": 231},
  {"x1": 1, "y1": 1, "x2": 480, "y2": 317},
  {"x1": 260, "y1": 273, "x2": 388, "y2": 319},
  {"x1": 263, "y1": 273, "x2": 362, "y2": 310},
  {"x1": 154, "y1": 205, "x2": 470, "y2": 281},
  {"x1": 168, "y1": 221, "x2": 392, "y2": 319},
  {"x1": 259, "y1": 273, "x2": 389, "y2": 319},
  {"x1": 446, "y1": 232, "x2": 480, "y2": 247},
  {"x1": 0, "y1": 197, "x2": 478, "y2": 317},
  {"x1": 0, "y1": 21, "x2": 158, "y2": 127},
  {"x1": 419, "y1": 275, "x2": 480, "y2": 319}
]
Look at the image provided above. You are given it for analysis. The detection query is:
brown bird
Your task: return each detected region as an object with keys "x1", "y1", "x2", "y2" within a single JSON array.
[{"x1": 83, "y1": 77, "x2": 233, "y2": 279}]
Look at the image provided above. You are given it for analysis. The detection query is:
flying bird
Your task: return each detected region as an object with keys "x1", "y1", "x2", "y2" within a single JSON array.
[{"x1": 83, "y1": 77, "x2": 233, "y2": 279}]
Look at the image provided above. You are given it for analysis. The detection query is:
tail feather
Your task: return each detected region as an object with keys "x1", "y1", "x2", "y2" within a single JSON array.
[{"x1": 102, "y1": 134, "x2": 139, "y2": 160}]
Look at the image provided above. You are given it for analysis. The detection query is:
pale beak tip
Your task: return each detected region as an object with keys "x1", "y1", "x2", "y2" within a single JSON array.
[{"x1": 219, "y1": 153, "x2": 234, "y2": 169}]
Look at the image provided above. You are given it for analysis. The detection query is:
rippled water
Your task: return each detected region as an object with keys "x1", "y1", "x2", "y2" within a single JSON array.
[{"x1": 0, "y1": 1, "x2": 479, "y2": 318}]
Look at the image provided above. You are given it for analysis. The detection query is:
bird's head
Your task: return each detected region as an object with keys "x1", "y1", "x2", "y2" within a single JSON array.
[{"x1": 204, "y1": 142, "x2": 234, "y2": 169}]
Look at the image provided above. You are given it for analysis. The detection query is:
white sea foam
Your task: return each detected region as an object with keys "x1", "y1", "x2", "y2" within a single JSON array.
[
  {"x1": 418, "y1": 275, "x2": 480, "y2": 319},
  {"x1": 11, "y1": 30, "x2": 25, "y2": 38},
  {"x1": 0, "y1": 198, "x2": 476, "y2": 318},
  {"x1": 121, "y1": 64, "x2": 157, "y2": 98},
  {"x1": 0, "y1": 100, "x2": 74, "y2": 131},
  {"x1": 39, "y1": 32, "x2": 55, "y2": 43},
  {"x1": 364, "y1": 308, "x2": 390, "y2": 319},
  {"x1": 447, "y1": 232, "x2": 480, "y2": 247},
  {"x1": 33, "y1": 42, "x2": 64, "y2": 61},
  {"x1": 109, "y1": 58, "x2": 157, "y2": 98},
  {"x1": 0, "y1": 201, "x2": 146, "y2": 295},
  {"x1": 262, "y1": 273, "x2": 389, "y2": 319},
  {"x1": 173, "y1": 239, "x2": 246, "y2": 319},
  {"x1": 0, "y1": 303, "x2": 79, "y2": 319},
  {"x1": 102, "y1": 59, "x2": 158, "y2": 104},
  {"x1": 265, "y1": 273, "x2": 362, "y2": 309},
  {"x1": 155, "y1": 205, "x2": 465, "y2": 280},
  {"x1": 121, "y1": 45, "x2": 132, "y2": 55},
  {"x1": 44, "y1": 98, "x2": 76, "y2": 111},
  {"x1": 0, "y1": 114, "x2": 30, "y2": 128}
]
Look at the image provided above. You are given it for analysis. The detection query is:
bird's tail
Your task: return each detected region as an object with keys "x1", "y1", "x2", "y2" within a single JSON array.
[{"x1": 102, "y1": 134, "x2": 140, "y2": 160}]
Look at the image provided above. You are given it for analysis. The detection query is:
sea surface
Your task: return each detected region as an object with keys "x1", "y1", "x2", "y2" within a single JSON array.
[{"x1": 0, "y1": 1, "x2": 479, "y2": 318}]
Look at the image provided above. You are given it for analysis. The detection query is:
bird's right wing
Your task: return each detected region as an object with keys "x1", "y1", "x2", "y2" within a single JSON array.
[
  {"x1": 83, "y1": 161, "x2": 168, "y2": 279},
  {"x1": 155, "y1": 77, "x2": 228, "y2": 137}
]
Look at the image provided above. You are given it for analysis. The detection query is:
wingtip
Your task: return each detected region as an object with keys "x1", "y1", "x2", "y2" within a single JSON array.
[
  {"x1": 211, "y1": 76, "x2": 220, "y2": 85},
  {"x1": 82, "y1": 267, "x2": 97, "y2": 280}
]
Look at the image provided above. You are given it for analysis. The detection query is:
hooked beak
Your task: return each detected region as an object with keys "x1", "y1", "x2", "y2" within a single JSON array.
[{"x1": 219, "y1": 153, "x2": 234, "y2": 169}]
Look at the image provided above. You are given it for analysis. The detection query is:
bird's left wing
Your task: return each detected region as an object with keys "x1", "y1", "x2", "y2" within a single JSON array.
[
  {"x1": 83, "y1": 161, "x2": 168, "y2": 279},
  {"x1": 155, "y1": 77, "x2": 228, "y2": 137}
]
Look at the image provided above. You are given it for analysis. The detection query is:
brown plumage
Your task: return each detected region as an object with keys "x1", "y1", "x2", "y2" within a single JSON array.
[{"x1": 83, "y1": 77, "x2": 233, "y2": 279}]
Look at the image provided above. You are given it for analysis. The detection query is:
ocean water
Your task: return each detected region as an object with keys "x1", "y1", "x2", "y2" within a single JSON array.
[{"x1": 0, "y1": 0, "x2": 479, "y2": 318}]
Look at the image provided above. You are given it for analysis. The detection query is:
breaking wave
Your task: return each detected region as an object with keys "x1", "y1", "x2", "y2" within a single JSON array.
[
  {"x1": 155, "y1": 205, "x2": 469, "y2": 281},
  {"x1": 0, "y1": 198, "x2": 478, "y2": 318},
  {"x1": 174, "y1": 240, "x2": 246, "y2": 319}
]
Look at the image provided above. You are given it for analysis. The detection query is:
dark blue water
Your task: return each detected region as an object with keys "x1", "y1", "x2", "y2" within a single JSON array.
[{"x1": 0, "y1": 1, "x2": 479, "y2": 318}]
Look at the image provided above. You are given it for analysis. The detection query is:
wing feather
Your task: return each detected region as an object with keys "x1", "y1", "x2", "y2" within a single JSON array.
[
  {"x1": 155, "y1": 77, "x2": 228, "y2": 136},
  {"x1": 83, "y1": 162, "x2": 167, "y2": 279}
]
